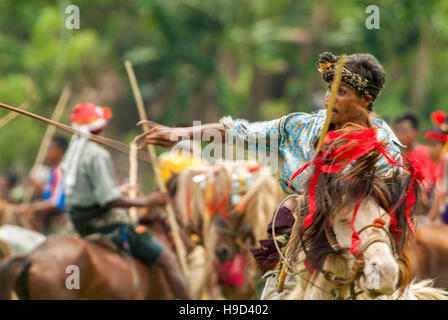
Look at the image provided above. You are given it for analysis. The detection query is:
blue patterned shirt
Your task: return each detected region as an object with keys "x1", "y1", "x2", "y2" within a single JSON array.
[{"x1": 220, "y1": 109, "x2": 404, "y2": 194}]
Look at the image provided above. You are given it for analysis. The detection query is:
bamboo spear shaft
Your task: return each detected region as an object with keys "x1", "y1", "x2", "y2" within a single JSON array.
[
  {"x1": 0, "y1": 102, "x2": 153, "y2": 163},
  {"x1": 316, "y1": 55, "x2": 346, "y2": 152},
  {"x1": 124, "y1": 61, "x2": 191, "y2": 284},
  {"x1": 276, "y1": 55, "x2": 346, "y2": 293},
  {"x1": 23, "y1": 86, "x2": 71, "y2": 203},
  {"x1": 0, "y1": 101, "x2": 32, "y2": 129}
]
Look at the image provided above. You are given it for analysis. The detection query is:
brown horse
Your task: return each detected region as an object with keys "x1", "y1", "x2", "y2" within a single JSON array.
[
  {"x1": 0, "y1": 239, "x2": 10, "y2": 261},
  {"x1": 0, "y1": 199, "x2": 30, "y2": 228},
  {"x1": 214, "y1": 173, "x2": 283, "y2": 300},
  {"x1": 214, "y1": 211, "x2": 260, "y2": 300},
  {"x1": 0, "y1": 216, "x2": 176, "y2": 300},
  {"x1": 409, "y1": 223, "x2": 448, "y2": 289},
  {"x1": 169, "y1": 161, "x2": 283, "y2": 299}
]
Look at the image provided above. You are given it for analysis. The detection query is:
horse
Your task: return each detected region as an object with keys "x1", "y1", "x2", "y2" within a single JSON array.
[
  {"x1": 278, "y1": 172, "x2": 448, "y2": 300},
  {"x1": 171, "y1": 161, "x2": 284, "y2": 299},
  {"x1": 213, "y1": 164, "x2": 284, "y2": 299},
  {"x1": 0, "y1": 239, "x2": 10, "y2": 261},
  {"x1": 0, "y1": 211, "x2": 178, "y2": 300},
  {"x1": 409, "y1": 223, "x2": 448, "y2": 289},
  {"x1": 0, "y1": 199, "x2": 31, "y2": 228}
]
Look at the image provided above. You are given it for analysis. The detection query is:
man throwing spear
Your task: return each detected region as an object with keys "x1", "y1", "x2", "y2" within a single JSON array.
[{"x1": 134, "y1": 52, "x2": 406, "y2": 297}]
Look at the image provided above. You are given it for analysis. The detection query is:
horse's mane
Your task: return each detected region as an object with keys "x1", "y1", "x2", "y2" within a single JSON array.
[
  {"x1": 236, "y1": 174, "x2": 283, "y2": 243},
  {"x1": 166, "y1": 161, "x2": 283, "y2": 243},
  {"x1": 216, "y1": 160, "x2": 283, "y2": 243},
  {"x1": 287, "y1": 128, "x2": 423, "y2": 290}
]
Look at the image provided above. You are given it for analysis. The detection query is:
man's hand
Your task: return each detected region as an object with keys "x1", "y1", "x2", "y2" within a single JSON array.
[
  {"x1": 120, "y1": 183, "x2": 141, "y2": 196},
  {"x1": 144, "y1": 191, "x2": 169, "y2": 208},
  {"x1": 134, "y1": 120, "x2": 190, "y2": 150}
]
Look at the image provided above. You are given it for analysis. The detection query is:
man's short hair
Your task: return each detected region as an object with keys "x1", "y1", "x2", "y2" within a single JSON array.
[
  {"x1": 396, "y1": 113, "x2": 419, "y2": 131},
  {"x1": 317, "y1": 52, "x2": 386, "y2": 111},
  {"x1": 51, "y1": 135, "x2": 68, "y2": 150},
  {"x1": 344, "y1": 53, "x2": 386, "y2": 101}
]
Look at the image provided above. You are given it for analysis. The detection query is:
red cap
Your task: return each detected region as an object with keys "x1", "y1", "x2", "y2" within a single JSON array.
[{"x1": 70, "y1": 102, "x2": 113, "y2": 132}]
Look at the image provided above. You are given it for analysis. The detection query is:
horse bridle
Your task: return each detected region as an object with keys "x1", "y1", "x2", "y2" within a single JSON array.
[
  {"x1": 325, "y1": 209, "x2": 398, "y2": 259},
  {"x1": 322, "y1": 207, "x2": 400, "y2": 299},
  {"x1": 272, "y1": 194, "x2": 402, "y2": 300}
]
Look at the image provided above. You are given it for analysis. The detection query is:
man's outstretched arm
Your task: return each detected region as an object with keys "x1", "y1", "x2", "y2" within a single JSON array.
[{"x1": 134, "y1": 120, "x2": 226, "y2": 150}]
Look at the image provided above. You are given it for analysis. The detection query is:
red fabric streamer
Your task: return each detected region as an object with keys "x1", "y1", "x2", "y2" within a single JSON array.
[
  {"x1": 206, "y1": 196, "x2": 229, "y2": 219},
  {"x1": 350, "y1": 196, "x2": 364, "y2": 256},
  {"x1": 304, "y1": 259, "x2": 315, "y2": 274},
  {"x1": 186, "y1": 188, "x2": 192, "y2": 221},
  {"x1": 431, "y1": 111, "x2": 447, "y2": 127},
  {"x1": 289, "y1": 127, "x2": 423, "y2": 253}
]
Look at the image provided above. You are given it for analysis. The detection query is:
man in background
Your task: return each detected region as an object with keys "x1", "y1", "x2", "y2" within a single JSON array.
[
  {"x1": 16, "y1": 135, "x2": 73, "y2": 235},
  {"x1": 395, "y1": 113, "x2": 436, "y2": 187},
  {"x1": 425, "y1": 111, "x2": 448, "y2": 224}
]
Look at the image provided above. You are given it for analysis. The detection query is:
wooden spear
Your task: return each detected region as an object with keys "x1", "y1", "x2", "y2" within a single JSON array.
[
  {"x1": 124, "y1": 61, "x2": 191, "y2": 284},
  {"x1": 23, "y1": 86, "x2": 72, "y2": 203},
  {"x1": 0, "y1": 100, "x2": 32, "y2": 129},
  {"x1": 276, "y1": 55, "x2": 346, "y2": 293},
  {"x1": 0, "y1": 102, "x2": 153, "y2": 163}
]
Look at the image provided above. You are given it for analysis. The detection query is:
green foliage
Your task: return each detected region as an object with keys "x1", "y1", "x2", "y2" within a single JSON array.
[{"x1": 0, "y1": 0, "x2": 447, "y2": 176}]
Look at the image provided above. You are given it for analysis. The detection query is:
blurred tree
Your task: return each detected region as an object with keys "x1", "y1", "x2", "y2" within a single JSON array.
[{"x1": 0, "y1": 0, "x2": 447, "y2": 176}]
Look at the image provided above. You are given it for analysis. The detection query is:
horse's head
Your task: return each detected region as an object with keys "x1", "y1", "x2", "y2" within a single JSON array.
[
  {"x1": 331, "y1": 198, "x2": 400, "y2": 296},
  {"x1": 215, "y1": 213, "x2": 255, "y2": 262},
  {"x1": 214, "y1": 173, "x2": 282, "y2": 263}
]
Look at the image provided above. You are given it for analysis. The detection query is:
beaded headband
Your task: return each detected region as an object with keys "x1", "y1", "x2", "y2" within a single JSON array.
[{"x1": 318, "y1": 62, "x2": 371, "y2": 97}]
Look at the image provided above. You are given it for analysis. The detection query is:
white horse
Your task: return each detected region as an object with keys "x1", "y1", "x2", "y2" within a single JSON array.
[{"x1": 278, "y1": 197, "x2": 448, "y2": 300}]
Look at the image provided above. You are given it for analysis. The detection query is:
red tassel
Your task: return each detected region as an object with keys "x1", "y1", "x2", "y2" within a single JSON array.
[
  {"x1": 431, "y1": 111, "x2": 447, "y2": 127},
  {"x1": 288, "y1": 126, "x2": 423, "y2": 239},
  {"x1": 350, "y1": 197, "x2": 364, "y2": 256},
  {"x1": 304, "y1": 259, "x2": 315, "y2": 274},
  {"x1": 288, "y1": 162, "x2": 310, "y2": 192},
  {"x1": 186, "y1": 188, "x2": 192, "y2": 221},
  {"x1": 404, "y1": 176, "x2": 417, "y2": 236},
  {"x1": 302, "y1": 166, "x2": 322, "y2": 228}
]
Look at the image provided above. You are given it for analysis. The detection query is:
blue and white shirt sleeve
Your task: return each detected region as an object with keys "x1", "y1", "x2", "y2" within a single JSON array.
[
  {"x1": 48, "y1": 167, "x2": 66, "y2": 211},
  {"x1": 220, "y1": 115, "x2": 293, "y2": 153}
]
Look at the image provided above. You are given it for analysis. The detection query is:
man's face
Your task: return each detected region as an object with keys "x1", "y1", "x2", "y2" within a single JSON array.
[
  {"x1": 45, "y1": 142, "x2": 65, "y2": 166},
  {"x1": 427, "y1": 138, "x2": 444, "y2": 162},
  {"x1": 395, "y1": 120, "x2": 418, "y2": 148},
  {"x1": 326, "y1": 82, "x2": 370, "y2": 128}
]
